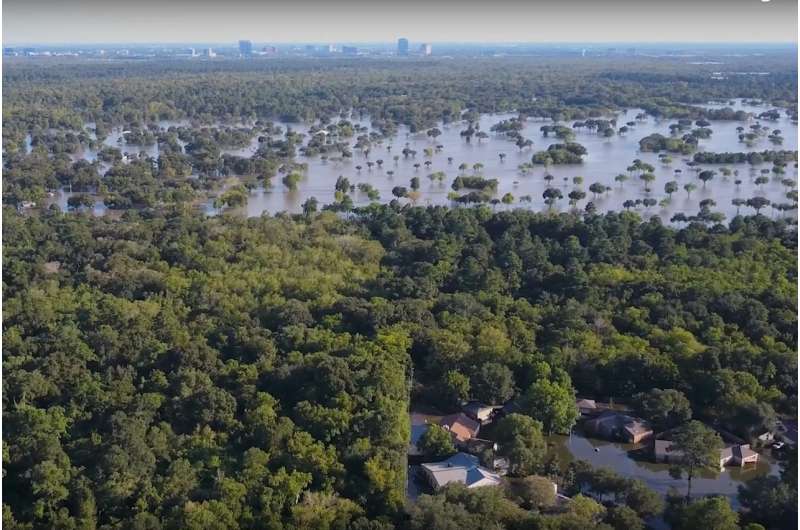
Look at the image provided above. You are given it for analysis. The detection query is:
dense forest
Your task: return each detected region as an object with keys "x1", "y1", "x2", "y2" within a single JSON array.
[
  {"x1": 3, "y1": 203, "x2": 797, "y2": 529},
  {"x1": 4, "y1": 55, "x2": 798, "y2": 143},
  {"x1": 2, "y1": 54, "x2": 798, "y2": 529}
]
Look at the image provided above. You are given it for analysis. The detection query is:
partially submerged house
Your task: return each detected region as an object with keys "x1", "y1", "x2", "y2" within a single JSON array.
[
  {"x1": 575, "y1": 398, "x2": 598, "y2": 417},
  {"x1": 462, "y1": 402, "x2": 503, "y2": 425},
  {"x1": 420, "y1": 452, "x2": 503, "y2": 490},
  {"x1": 653, "y1": 440, "x2": 759, "y2": 469},
  {"x1": 583, "y1": 410, "x2": 653, "y2": 444}
]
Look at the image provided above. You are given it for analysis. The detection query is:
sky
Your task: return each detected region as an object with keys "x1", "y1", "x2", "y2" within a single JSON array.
[{"x1": 3, "y1": 0, "x2": 798, "y2": 45}]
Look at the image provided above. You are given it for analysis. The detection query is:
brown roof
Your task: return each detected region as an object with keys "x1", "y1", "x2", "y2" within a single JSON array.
[{"x1": 440, "y1": 413, "x2": 480, "y2": 442}]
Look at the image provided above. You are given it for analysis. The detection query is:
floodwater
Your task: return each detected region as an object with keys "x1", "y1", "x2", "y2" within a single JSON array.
[
  {"x1": 548, "y1": 428, "x2": 777, "y2": 509},
  {"x1": 404, "y1": 411, "x2": 778, "y2": 507},
  {"x1": 56, "y1": 101, "x2": 797, "y2": 221}
]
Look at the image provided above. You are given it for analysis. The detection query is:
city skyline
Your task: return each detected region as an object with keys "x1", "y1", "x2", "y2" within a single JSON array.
[{"x1": 4, "y1": 0, "x2": 797, "y2": 44}]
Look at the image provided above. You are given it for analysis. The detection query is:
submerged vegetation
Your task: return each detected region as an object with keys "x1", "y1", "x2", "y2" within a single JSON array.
[{"x1": 2, "y1": 52, "x2": 798, "y2": 529}]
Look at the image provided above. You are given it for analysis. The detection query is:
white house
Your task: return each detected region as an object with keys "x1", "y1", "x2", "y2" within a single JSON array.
[{"x1": 420, "y1": 452, "x2": 503, "y2": 490}]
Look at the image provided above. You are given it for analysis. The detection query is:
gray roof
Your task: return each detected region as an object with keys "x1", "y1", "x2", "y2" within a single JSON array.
[
  {"x1": 587, "y1": 410, "x2": 652, "y2": 435},
  {"x1": 733, "y1": 444, "x2": 758, "y2": 460},
  {"x1": 421, "y1": 452, "x2": 502, "y2": 489}
]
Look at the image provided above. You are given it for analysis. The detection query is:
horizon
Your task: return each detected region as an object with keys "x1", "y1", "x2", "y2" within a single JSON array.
[
  {"x1": 4, "y1": 0, "x2": 798, "y2": 45},
  {"x1": 4, "y1": 41, "x2": 799, "y2": 47}
]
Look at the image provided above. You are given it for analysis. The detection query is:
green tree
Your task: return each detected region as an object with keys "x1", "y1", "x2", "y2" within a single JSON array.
[
  {"x1": 670, "y1": 496, "x2": 739, "y2": 530},
  {"x1": 494, "y1": 414, "x2": 547, "y2": 476},
  {"x1": 738, "y1": 476, "x2": 797, "y2": 530},
  {"x1": 510, "y1": 475, "x2": 556, "y2": 509},
  {"x1": 441, "y1": 370, "x2": 471, "y2": 407},
  {"x1": 523, "y1": 379, "x2": 578, "y2": 435},
  {"x1": 633, "y1": 388, "x2": 692, "y2": 431},
  {"x1": 471, "y1": 363, "x2": 515, "y2": 405},
  {"x1": 668, "y1": 421, "x2": 724, "y2": 500},
  {"x1": 417, "y1": 425, "x2": 456, "y2": 458}
]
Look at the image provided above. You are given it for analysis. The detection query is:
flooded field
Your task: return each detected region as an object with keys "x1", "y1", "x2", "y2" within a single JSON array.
[{"x1": 49, "y1": 100, "x2": 797, "y2": 221}]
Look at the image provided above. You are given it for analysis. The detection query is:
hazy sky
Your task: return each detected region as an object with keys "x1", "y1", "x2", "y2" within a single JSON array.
[{"x1": 3, "y1": 0, "x2": 798, "y2": 44}]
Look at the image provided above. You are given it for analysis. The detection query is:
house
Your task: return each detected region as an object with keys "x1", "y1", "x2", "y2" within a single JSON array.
[
  {"x1": 756, "y1": 431, "x2": 775, "y2": 444},
  {"x1": 728, "y1": 444, "x2": 759, "y2": 467},
  {"x1": 583, "y1": 411, "x2": 653, "y2": 444},
  {"x1": 654, "y1": 440, "x2": 759, "y2": 469},
  {"x1": 440, "y1": 413, "x2": 481, "y2": 444},
  {"x1": 462, "y1": 402, "x2": 503, "y2": 425},
  {"x1": 420, "y1": 452, "x2": 503, "y2": 490},
  {"x1": 575, "y1": 398, "x2": 598, "y2": 416}
]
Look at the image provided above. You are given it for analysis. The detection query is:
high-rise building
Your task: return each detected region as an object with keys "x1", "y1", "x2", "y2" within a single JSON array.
[
  {"x1": 420, "y1": 43, "x2": 432, "y2": 56},
  {"x1": 239, "y1": 40, "x2": 253, "y2": 57},
  {"x1": 342, "y1": 46, "x2": 358, "y2": 56},
  {"x1": 397, "y1": 38, "x2": 409, "y2": 56},
  {"x1": 205, "y1": 48, "x2": 216, "y2": 58}
]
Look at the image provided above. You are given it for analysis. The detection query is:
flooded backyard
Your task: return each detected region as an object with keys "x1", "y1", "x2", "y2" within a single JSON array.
[{"x1": 548, "y1": 428, "x2": 777, "y2": 509}]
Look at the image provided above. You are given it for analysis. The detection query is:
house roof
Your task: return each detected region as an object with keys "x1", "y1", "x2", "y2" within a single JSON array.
[
  {"x1": 576, "y1": 399, "x2": 597, "y2": 409},
  {"x1": 733, "y1": 444, "x2": 758, "y2": 460},
  {"x1": 624, "y1": 421, "x2": 653, "y2": 437},
  {"x1": 421, "y1": 452, "x2": 502, "y2": 489},
  {"x1": 654, "y1": 439, "x2": 676, "y2": 458},
  {"x1": 586, "y1": 410, "x2": 652, "y2": 436},
  {"x1": 657, "y1": 440, "x2": 757, "y2": 464},
  {"x1": 440, "y1": 413, "x2": 480, "y2": 442},
  {"x1": 463, "y1": 402, "x2": 501, "y2": 420}
]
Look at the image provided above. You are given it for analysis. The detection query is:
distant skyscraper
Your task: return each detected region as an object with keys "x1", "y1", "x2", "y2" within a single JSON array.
[
  {"x1": 397, "y1": 38, "x2": 409, "y2": 56},
  {"x1": 239, "y1": 40, "x2": 253, "y2": 57},
  {"x1": 420, "y1": 43, "x2": 432, "y2": 56},
  {"x1": 205, "y1": 48, "x2": 216, "y2": 58},
  {"x1": 342, "y1": 46, "x2": 358, "y2": 56}
]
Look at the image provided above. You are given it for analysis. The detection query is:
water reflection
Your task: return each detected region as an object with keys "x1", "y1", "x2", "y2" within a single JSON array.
[
  {"x1": 61, "y1": 101, "x2": 798, "y2": 221},
  {"x1": 548, "y1": 427, "x2": 777, "y2": 508}
]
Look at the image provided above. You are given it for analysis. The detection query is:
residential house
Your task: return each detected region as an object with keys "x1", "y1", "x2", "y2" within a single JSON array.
[
  {"x1": 575, "y1": 399, "x2": 598, "y2": 417},
  {"x1": 725, "y1": 444, "x2": 759, "y2": 467},
  {"x1": 583, "y1": 411, "x2": 653, "y2": 444},
  {"x1": 756, "y1": 431, "x2": 775, "y2": 444},
  {"x1": 654, "y1": 440, "x2": 759, "y2": 469},
  {"x1": 462, "y1": 402, "x2": 503, "y2": 425},
  {"x1": 440, "y1": 413, "x2": 481, "y2": 444},
  {"x1": 420, "y1": 452, "x2": 503, "y2": 490}
]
